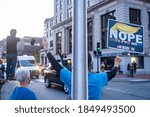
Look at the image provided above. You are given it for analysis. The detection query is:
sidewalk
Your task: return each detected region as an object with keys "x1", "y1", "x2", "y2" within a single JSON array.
[
  {"x1": 104, "y1": 77, "x2": 150, "y2": 99},
  {"x1": 0, "y1": 81, "x2": 19, "y2": 100},
  {"x1": 116, "y1": 74, "x2": 150, "y2": 79}
]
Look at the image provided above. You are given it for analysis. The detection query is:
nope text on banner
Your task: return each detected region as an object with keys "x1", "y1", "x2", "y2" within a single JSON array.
[{"x1": 107, "y1": 19, "x2": 143, "y2": 53}]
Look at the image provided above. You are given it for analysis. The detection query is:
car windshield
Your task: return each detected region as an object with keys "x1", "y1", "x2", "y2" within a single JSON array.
[{"x1": 20, "y1": 60, "x2": 36, "y2": 66}]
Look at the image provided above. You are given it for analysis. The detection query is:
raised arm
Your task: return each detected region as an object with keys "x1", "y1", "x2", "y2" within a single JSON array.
[
  {"x1": 47, "y1": 52, "x2": 64, "y2": 75},
  {"x1": 106, "y1": 56, "x2": 121, "y2": 81}
]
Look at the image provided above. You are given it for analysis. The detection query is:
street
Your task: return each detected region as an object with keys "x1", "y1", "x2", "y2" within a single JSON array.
[
  {"x1": 28, "y1": 77, "x2": 68, "y2": 100},
  {"x1": 1, "y1": 75, "x2": 150, "y2": 100},
  {"x1": 102, "y1": 78, "x2": 150, "y2": 100}
]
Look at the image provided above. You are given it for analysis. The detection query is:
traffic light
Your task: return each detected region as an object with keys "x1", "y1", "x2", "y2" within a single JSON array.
[
  {"x1": 97, "y1": 42, "x2": 101, "y2": 51},
  {"x1": 93, "y1": 50, "x2": 102, "y2": 56},
  {"x1": 97, "y1": 42, "x2": 101, "y2": 56},
  {"x1": 93, "y1": 42, "x2": 102, "y2": 56},
  {"x1": 98, "y1": 51, "x2": 101, "y2": 56}
]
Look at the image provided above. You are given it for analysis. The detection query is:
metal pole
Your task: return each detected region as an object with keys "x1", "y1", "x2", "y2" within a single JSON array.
[
  {"x1": 72, "y1": 0, "x2": 88, "y2": 100},
  {"x1": 97, "y1": 56, "x2": 99, "y2": 73}
]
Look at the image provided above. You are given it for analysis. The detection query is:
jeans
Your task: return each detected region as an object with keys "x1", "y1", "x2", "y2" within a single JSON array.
[{"x1": 6, "y1": 54, "x2": 17, "y2": 79}]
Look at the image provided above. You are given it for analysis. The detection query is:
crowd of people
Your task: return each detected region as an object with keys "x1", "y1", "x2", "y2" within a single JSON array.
[
  {"x1": 0, "y1": 28, "x2": 139, "y2": 100},
  {"x1": 0, "y1": 28, "x2": 138, "y2": 100},
  {"x1": 45, "y1": 46, "x2": 121, "y2": 100},
  {"x1": 127, "y1": 61, "x2": 137, "y2": 77}
]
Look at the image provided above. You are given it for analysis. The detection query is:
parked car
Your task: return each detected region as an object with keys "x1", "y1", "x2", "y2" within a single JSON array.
[{"x1": 44, "y1": 59, "x2": 71, "y2": 94}]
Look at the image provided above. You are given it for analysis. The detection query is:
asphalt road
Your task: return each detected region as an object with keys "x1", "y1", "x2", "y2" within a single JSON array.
[
  {"x1": 1, "y1": 76, "x2": 150, "y2": 100},
  {"x1": 29, "y1": 77, "x2": 150, "y2": 100},
  {"x1": 29, "y1": 77, "x2": 68, "y2": 100}
]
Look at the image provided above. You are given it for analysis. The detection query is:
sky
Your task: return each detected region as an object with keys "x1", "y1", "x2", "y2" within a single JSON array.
[{"x1": 0, "y1": 0, "x2": 54, "y2": 40}]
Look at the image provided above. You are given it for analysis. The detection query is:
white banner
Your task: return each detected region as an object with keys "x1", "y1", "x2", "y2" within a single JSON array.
[{"x1": 0, "y1": 100, "x2": 149, "y2": 117}]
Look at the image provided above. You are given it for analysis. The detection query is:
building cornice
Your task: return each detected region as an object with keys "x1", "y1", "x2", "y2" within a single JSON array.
[
  {"x1": 87, "y1": 0, "x2": 116, "y2": 13},
  {"x1": 51, "y1": 18, "x2": 72, "y2": 29}
]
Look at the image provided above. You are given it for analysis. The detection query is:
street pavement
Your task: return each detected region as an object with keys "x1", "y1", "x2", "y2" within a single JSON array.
[
  {"x1": 0, "y1": 74, "x2": 150, "y2": 100},
  {"x1": 116, "y1": 74, "x2": 150, "y2": 79},
  {"x1": 0, "y1": 80, "x2": 19, "y2": 100},
  {"x1": 102, "y1": 77, "x2": 150, "y2": 100}
]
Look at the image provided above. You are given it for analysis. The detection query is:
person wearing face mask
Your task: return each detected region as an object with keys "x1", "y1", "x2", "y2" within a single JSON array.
[{"x1": 9, "y1": 68, "x2": 37, "y2": 100}]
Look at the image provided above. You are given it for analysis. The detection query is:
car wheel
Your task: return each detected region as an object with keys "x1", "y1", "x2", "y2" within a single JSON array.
[
  {"x1": 45, "y1": 78, "x2": 51, "y2": 88},
  {"x1": 63, "y1": 84, "x2": 68, "y2": 94},
  {"x1": 36, "y1": 75, "x2": 39, "y2": 78}
]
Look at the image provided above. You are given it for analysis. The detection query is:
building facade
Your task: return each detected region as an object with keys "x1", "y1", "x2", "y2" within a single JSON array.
[
  {"x1": 40, "y1": 18, "x2": 54, "y2": 65},
  {"x1": 41, "y1": 0, "x2": 150, "y2": 74}
]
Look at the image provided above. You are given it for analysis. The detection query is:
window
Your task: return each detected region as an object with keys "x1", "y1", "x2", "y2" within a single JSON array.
[
  {"x1": 50, "y1": 40, "x2": 53, "y2": 48},
  {"x1": 68, "y1": 28, "x2": 72, "y2": 53},
  {"x1": 50, "y1": 20, "x2": 53, "y2": 27},
  {"x1": 101, "y1": 11, "x2": 115, "y2": 29},
  {"x1": 67, "y1": 0, "x2": 72, "y2": 5},
  {"x1": 46, "y1": 23, "x2": 49, "y2": 29},
  {"x1": 56, "y1": 32, "x2": 62, "y2": 54},
  {"x1": 56, "y1": 4, "x2": 58, "y2": 13},
  {"x1": 87, "y1": 0, "x2": 92, "y2": 7},
  {"x1": 129, "y1": 8, "x2": 141, "y2": 25},
  {"x1": 60, "y1": 13, "x2": 63, "y2": 22},
  {"x1": 46, "y1": 32, "x2": 48, "y2": 38},
  {"x1": 131, "y1": 56, "x2": 144, "y2": 69},
  {"x1": 56, "y1": 16, "x2": 58, "y2": 24},
  {"x1": 60, "y1": 1, "x2": 63, "y2": 10},
  {"x1": 88, "y1": 20, "x2": 93, "y2": 51},
  {"x1": 50, "y1": 30, "x2": 53, "y2": 37},
  {"x1": 148, "y1": 12, "x2": 150, "y2": 30},
  {"x1": 67, "y1": 7, "x2": 72, "y2": 18},
  {"x1": 101, "y1": 57, "x2": 115, "y2": 70},
  {"x1": 101, "y1": 11, "x2": 116, "y2": 49}
]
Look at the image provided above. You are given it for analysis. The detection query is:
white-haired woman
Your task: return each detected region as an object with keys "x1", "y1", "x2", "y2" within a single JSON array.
[{"x1": 9, "y1": 68, "x2": 37, "y2": 100}]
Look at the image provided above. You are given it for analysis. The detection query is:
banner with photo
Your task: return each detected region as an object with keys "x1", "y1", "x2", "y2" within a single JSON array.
[{"x1": 107, "y1": 19, "x2": 143, "y2": 53}]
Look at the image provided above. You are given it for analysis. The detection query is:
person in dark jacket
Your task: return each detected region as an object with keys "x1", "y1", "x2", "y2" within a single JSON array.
[
  {"x1": 127, "y1": 63, "x2": 131, "y2": 77},
  {"x1": 132, "y1": 61, "x2": 137, "y2": 74},
  {"x1": 0, "y1": 59, "x2": 5, "y2": 79},
  {"x1": 6, "y1": 29, "x2": 20, "y2": 80}
]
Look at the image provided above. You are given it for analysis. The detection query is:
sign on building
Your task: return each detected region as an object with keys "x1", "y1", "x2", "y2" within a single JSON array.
[{"x1": 107, "y1": 19, "x2": 143, "y2": 53}]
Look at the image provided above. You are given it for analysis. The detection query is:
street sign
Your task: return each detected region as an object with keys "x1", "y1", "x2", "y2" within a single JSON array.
[{"x1": 107, "y1": 19, "x2": 144, "y2": 53}]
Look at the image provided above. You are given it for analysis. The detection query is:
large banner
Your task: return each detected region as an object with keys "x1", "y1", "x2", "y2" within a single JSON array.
[{"x1": 107, "y1": 19, "x2": 143, "y2": 53}]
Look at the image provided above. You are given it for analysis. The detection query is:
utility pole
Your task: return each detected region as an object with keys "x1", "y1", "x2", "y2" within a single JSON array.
[
  {"x1": 93, "y1": 42, "x2": 102, "y2": 73},
  {"x1": 72, "y1": 0, "x2": 88, "y2": 100}
]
